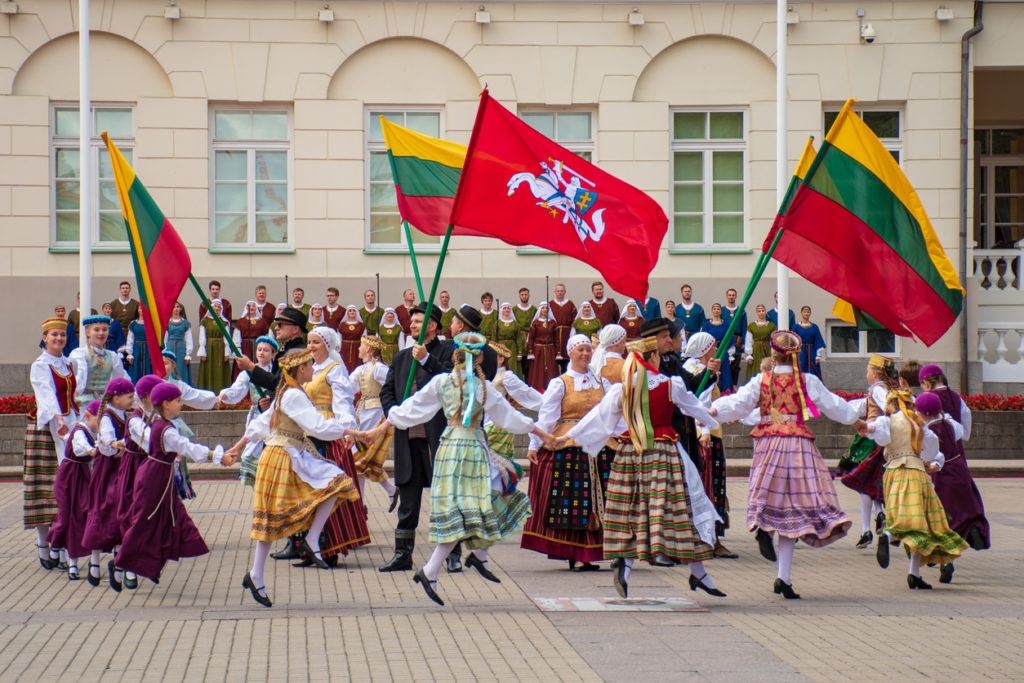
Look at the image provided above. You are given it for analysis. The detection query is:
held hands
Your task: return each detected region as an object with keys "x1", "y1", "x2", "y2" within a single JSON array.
[
  {"x1": 56, "y1": 418, "x2": 69, "y2": 439},
  {"x1": 853, "y1": 419, "x2": 869, "y2": 437},
  {"x1": 926, "y1": 462, "x2": 940, "y2": 474},
  {"x1": 221, "y1": 446, "x2": 240, "y2": 467},
  {"x1": 258, "y1": 397, "x2": 272, "y2": 412},
  {"x1": 699, "y1": 433, "x2": 712, "y2": 448},
  {"x1": 527, "y1": 449, "x2": 539, "y2": 465}
]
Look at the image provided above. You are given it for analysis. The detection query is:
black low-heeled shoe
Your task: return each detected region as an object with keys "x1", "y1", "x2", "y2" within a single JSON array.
[
  {"x1": 67, "y1": 564, "x2": 80, "y2": 581},
  {"x1": 124, "y1": 573, "x2": 138, "y2": 590},
  {"x1": 689, "y1": 573, "x2": 726, "y2": 597},
  {"x1": 875, "y1": 511, "x2": 886, "y2": 534},
  {"x1": 855, "y1": 531, "x2": 873, "y2": 549},
  {"x1": 876, "y1": 534, "x2": 890, "y2": 569},
  {"x1": 37, "y1": 544, "x2": 57, "y2": 570},
  {"x1": 755, "y1": 529, "x2": 777, "y2": 562},
  {"x1": 465, "y1": 552, "x2": 500, "y2": 583},
  {"x1": 242, "y1": 572, "x2": 272, "y2": 607},
  {"x1": 908, "y1": 574, "x2": 932, "y2": 590},
  {"x1": 574, "y1": 562, "x2": 601, "y2": 572},
  {"x1": 567, "y1": 559, "x2": 577, "y2": 572},
  {"x1": 413, "y1": 569, "x2": 444, "y2": 606},
  {"x1": 939, "y1": 563, "x2": 955, "y2": 584},
  {"x1": 611, "y1": 558, "x2": 628, "y2": 598},
  {"x1": 108, "y1": 560, "x2": 122, "y2": 593},
  {"x1": 297, "y1": 537, "x2": 330, "y2": 570},
  {"x1": 86, "y1": 563, "x2": 101, "y2": 587},
  {"x1": 773, "y1": 578, "x2": 801, "y2": 600}
]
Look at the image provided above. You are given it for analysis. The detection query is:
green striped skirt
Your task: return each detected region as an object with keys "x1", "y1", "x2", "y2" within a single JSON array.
[
  {"x1": 883, "y1": 466, "x2": 968, "y2": 565},
  {"x1": 23, "y1": 419, "x2": 58, "y2": 528}
]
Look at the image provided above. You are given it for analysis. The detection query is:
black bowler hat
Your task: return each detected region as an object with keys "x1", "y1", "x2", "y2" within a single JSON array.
[
  {"x1": 453, "y1": 304, "x2": 483, "y2": 332},
  {"x1": 413, "y1": 302, "x2": 443, "y2": 326},
  {"x1": 274, "y1": 307, "x2": 308, "y2": 329},
  {"x1": 639, "y1": 316, "x2": 671, "y2": 337}
]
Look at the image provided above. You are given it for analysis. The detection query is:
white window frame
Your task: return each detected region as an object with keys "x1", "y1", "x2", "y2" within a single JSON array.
[
  {"x1": 825, "y1": 320, "x2": 901, "y2": 358},
  {"x1": 974, "y1": 128, "x2": 1024, "y2": 249},
  {"x1": 515, "y1": 108, "x2": 597, "y2": 255},
  {"x1": 364, "y1": 107, "x2": 445, "y2": 254},
  {"x1": 823, "y1": 104, "x2": 903, "y2": 161},
  {"x1": 49, "y1": 103, "x2": 135, "y2": 252},
  {"x1": 208, "y1": 106, "x2": 294, "y2": 253}
]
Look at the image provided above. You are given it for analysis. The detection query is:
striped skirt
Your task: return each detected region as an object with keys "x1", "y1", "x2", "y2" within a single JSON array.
[
  {"x1": 321, "y1": 440, "x2": 371, "y2": 558},
  {"x1": 251, "y1": 445, "x2": 360, "y2": 542},
  {"x1": 353, "y1": 419, "x2": 393, "y2": 483},
  {"x1": 700, "y1": 436, "x2": 729, "y2": 534},
  {"x1": 603, "y1": 440, "x2": 714, "y2": 563},
  {"x1": 840, "y1": 444, "x2": 886, "y2": 501},
  {"x1": 239, "y1": 449, "x2": 260, "y2": 488},
  {"x1": 23, "y1": 420, "x2": 58, "y2": 528},
  {"x1": 748, "y1": 435, "x2": 851, "y2": 547},
  {"x1": 883, "y1": 467, "x2": 968, "y2": 565}
]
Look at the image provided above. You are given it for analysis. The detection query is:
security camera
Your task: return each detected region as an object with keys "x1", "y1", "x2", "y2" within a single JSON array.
[{"x1": 860, "y1": 23, "x2": 877, "y2": 43}]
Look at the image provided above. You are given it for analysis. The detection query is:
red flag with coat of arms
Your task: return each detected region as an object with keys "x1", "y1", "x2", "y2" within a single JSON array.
[{"x1": 449, "y1": 90, "x2": 668, "y2": 300}]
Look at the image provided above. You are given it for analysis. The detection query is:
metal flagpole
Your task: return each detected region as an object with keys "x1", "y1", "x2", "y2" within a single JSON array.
[
  {"x1": 775, "y1": 0, "x2": 790, "y2": 331},
  {"x1": 78, "y1": 0, "x2": 91, "y2": 342}
]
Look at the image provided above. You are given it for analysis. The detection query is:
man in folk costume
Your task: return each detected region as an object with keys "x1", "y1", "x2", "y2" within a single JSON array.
[
  {"x1": 359, "y1": 289, "x2": 383, "y2": 336},
  {"x1": 437, "y1": 291, "x2": 456, "y2": 335},
  {"x1": 254, "y1": 285, "x2": 276, "y2": 326},
  {"x1": 324, "y1": 287, "x2": 345, "y2": 329},
  {"x1": 378, "y1": 303, "x2": 455, "y2": 572},
  {"x1": 395, "y1": 288, "x2": 417, "y2": 336},
  {"x1": 198, "y1": 280, "x2": 233, "y2": 322},
  {"x1": 290, "y1": 287, "x2": 311, "y2": 317},
  {"x1": 677, "y1": 284, "x2": 705, "y2": 340},
  {"x1": 512, "y1": 288, "x2": 537, "y2": 378},
  {"x1": 722, "y1": 288, "x2": 746, "y2": 385},
  {"x1": 587, "y1": 281, "x2": 619, "y2": 327},
  {"x1": 109, "y1": 282, "x2": 140, "y2": 336},
  {"x1": 548, "y1": 283, "x2": 577, "y2": 372},
  {"x1": 479, "y1": 292, "x2": 498, "y2": 340},
  {"x1": 639, "y1": 295, "x2": 662, "y2": 320}
]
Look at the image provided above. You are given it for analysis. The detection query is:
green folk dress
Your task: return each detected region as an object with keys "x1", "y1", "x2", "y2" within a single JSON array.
[{"x1": 495, "y1": 319, "x2": 522, "y2": 377}]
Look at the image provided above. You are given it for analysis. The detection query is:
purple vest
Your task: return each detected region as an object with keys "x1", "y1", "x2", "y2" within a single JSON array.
[
  {"x1": 934, "y1": 386, "x2": 962, "y2": 424},
  {"x1": 148, "y1": 419, "x2": 177, "y2": 465},
  {"x1": 928, "y1": 417, "x2": 966, "y2": 462},
  {"x1": 125, "y1": 408, "x2": 147, "y2": 457},
  {"x1": 103, "y1": 407, "x2": 126, "y2": 442}
]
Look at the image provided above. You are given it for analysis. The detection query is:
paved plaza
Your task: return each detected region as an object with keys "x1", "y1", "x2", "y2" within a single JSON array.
[{"x1": 0, "y1": 475, "x2": 1021, "y2": 682}]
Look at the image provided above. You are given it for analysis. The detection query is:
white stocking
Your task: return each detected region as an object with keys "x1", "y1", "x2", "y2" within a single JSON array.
[
  {"x1": 304, "y1": 500, "x2": 336, "y2": 555},
  {"x1": 908, "y1": 551, "x2": 922, "y2": 577},
  {"x1": 688, "y1": 560, "x2": 715, "y2": 588},
  {"x1": 250, "y1": 540, "x2": 272, "y2": 589},
  {"x1": 423, "y1": 541, "x2": 458, "y2": 581},
  {"x1": 859, "y1": 493, "x2": 874, "y2": 534},
  {"x1": 90, "y1": 551, "x2": 102, "y2": 578},
  {"x1": 623, "y1": 557, "x2": 635, "y2": 583},
  {"x1": 777, "y1": 536, "x2": 797, "y2": 584},
  {"x1": 874, "y1": 498, "x2": 884, "y2": 517},
  {"x1": 35, "y1": 525, "x2": 49, "y2": 558},
  {"x1": 381, "y1": 478, "x2": 397, "y2": 497},
  {"x1": 59, "y1": 548, "x2": 69, "y2": 565}
]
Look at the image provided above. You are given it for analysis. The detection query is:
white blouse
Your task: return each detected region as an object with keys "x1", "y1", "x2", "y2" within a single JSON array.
[
  {"x1": 497, "y1": 370, "x2": 543, "y2": 411},
  {"x1": 98, "y1": 407, "x2": 127, "y2": 456},
  {"x1": 218, "y1": 365, "x2": 272, "y2": 405},
  {"x1": 30, "y1": 351, "x2": 78, "y2": 427},
  {"x1": 140, "y1": 422, "x2": 224, "y2": 464},
  {"x1": 311, "y1": 359, "x2": 356, "y2": 421},
  {"x1": 198, "y1": 325, "x2": 242, "y2": 359},
  {"x1": 529, "y1": 368, "x2": 611, "y2": 451},
  {"x1": 847, "y1": 383, "x2": 890, "y2": 422},
  {"x1": 712, "y1": 366, "x2": 861, "y2": 426},
  {"x1": 867, "y1": 415, "x2": 943, "y2": 469},
  {"x1": 245, "y1": 387, "x2": 354, "y2": 443},
  {"x1": 349, "y1": 361, "x2": 390, "y2": 430},
  {"x1": 931, "y1": 385, "x2": 972, "y2": 441},
  {"x1": 70, "y1": 425, "x2": 97, "y2": 458},
  {"x1": 163, "y1": 322, "x2": 195, "y2": 361},
  {"x1": 387, "y1": 373, "x2": 535, "y2": 435}
]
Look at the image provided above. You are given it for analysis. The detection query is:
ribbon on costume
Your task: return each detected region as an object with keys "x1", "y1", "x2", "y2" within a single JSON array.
[
  {"x1": 770, "y1": 331, "x2": 819, "y2": 421},
  {"x1": 454, "y1": 332, "x2": 487, "y2": 427}
]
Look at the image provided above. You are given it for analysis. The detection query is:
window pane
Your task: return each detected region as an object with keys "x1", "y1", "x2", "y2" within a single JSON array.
[
  {"x1": 709, "y1": 112, "x2": 742, "y2": 139},
  {"x1": 255, "y1": 215, "x2": 288, "y2": 244},
  {"x1": 994, "y1": 165, "x2": 1024, "y2": 194},
  {"x1": 215, "y1": 151, "x2": 247, "y2": 181},
  {"x1": 889, "y1": 150, "x2": 900, "y2": 164},
  {"x1": 673, "y1": 185, "x2": 702, "y2": 212},
  {"x1": 862, "y1": 111, "x2": 899, "y2": 139},
  {"x1": 216, "y1": 183, "x2": 247, "y2": 212},
  {"x1": 369, "y1": 112, "x2": 403, "y2": 141},
  {"x1": 370, "y1": 213, "x2": 402, "y2": 244},
  {"x1": 56, "y1": 148, "x2": 80, "y2": 178},
  {"x1": 215, "y1": 214, "x2": 248, "y2": 244},
  {"x1": 673, "y1": 112, "x2": 705, "y2": 140},
  {"x1": 96, "y1": 109, "x2": 132, "y2": 138},
  {"x1": 673, "y1": 214, "x2": 702, "y2": 244},
  {"x1": 974, "y1": 129, "x2": 988, "y2": 155},
  {"x1": 557, "y1": 113, "x2": 591, "y2": 141},
  {"x1": 522, "y1": 113, "x2": 555, "y2": 139},
  {"x1": 576, "y1": 151, "x2": 592, "y2": 162},
  {"x1": 55, "y1": 180, "x2": 79, "y2": 210},
  {"x1": 712, "y1": 214, "x2": 743, "y2": 243},
  {"x1": 255, "y1": 151, "x2": 287, "y2": 181},
  {"x1": 56, "y1": 212, "x2": 79, "y2": 242},
  {"x1": 370, "y1": 153, "x2": 393, "y2": 182},
  {"x1": 99, "y1": 180, "x2": 121, "y2": 211},
  {"x1": 713, "y1": 151, "x2": 742, "y2": 181},
  {"x1": 405, "y1": 112, "x2": 440, "y2": 138},
  {"x1": 252, "y1": 112, "x2": 287, "y2": 140},
  {"x1": 55, "y1": 109, "x2": 79, "y2": 137},
  {"x1": 823, "y1": 111, "x2": 839, "y2": 135},
  {"x1": 370, "y1": 182, "x2": 398, "y2": 212},
  {"x1": 830, "y1": 326, "x2": 859, "y2": 353},
  {"x1": 991, "y1": 129, "x2": 1024, "y2": 155},
  {"x1": 673, "y1": 152, "x2": 702, "y2": 181},
  {"x1": 409, "y1": 226, "x2": 440, "y2": 244},
  {"x1": 995, "y1": 197, "x2": 1024, "y2": 223},
  {"x1": 713, "y1": 184, "x2": 743, "y2": 212},
  {"x1": 866, "y1": 329, "x2": 895, "y2": 353},
  {"x1": 215, "y1": 111, "x2": 251, "y2": 139},
  {"x1": 255, "y1": 183, "x2": 287, "y2": 213},
  {"x1": 98, "y1": 149, "x2": 114, "y2": 178},
  {"x1": 99, "y1": 212, "x2": 127, "y2": 242}
]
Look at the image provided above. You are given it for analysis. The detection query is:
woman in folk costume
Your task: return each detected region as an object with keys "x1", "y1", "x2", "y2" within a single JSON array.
[
  {"x1": 349, "y1": 336, "x2": 398, "y2": 508},
  {"x1": 306, "y1": 303, "x2": 326, "y2": 332},
  {"x1": 125, "y1": 308, "x2": 152, "y2": 382},
  {"x1": 916, "y1": 390, "x2": 989, "y2": 584},
  {"x1": 682, "y1": 332, "x2": 736, "y2": 559},
  {"x1": 521, "y1": 334, "x2": 616, "y2": 572},
  {"x1": 617, "y1": 300, "x2": 643, "y2": 340},
  {"x1": 794, "y1": 306, "x2": 826, "y2": 378},
  {"x1": 710, "y1": 331, "x2": 861, "y2": 599},
  {"x1": 378, "y1": 307, "x2": 405, "y2": 364},
  {"x1": 484, "y1": 342, "x2": 543, "y2": 496},
  {"x1": 197, "y1": 299, "x2": 240, "y2": 392},
  {"x1": 300, "y1": 326, "x2": 370, "y2": 565},
  {"x1": 589, "y1": 324, "x2": 628, "y2": 386},
  {"x1": 338, "y1": 305, "x2": 366, "y2": 371},
  {"x1": 526, "y1": 302, "x2": 560, "y2": 392},
  {"x1": 163, "y1": 302, "x2": 193, "y2": 384},
  {"x1": 571, "y1": 302, "x2": 601, "y2": 343},
  {"x1": 495, "y1": 302, "x2": 523, "y2": 377},
  {"x1": 81, "y1": 377, "x2": 135, "y2": 591},
  {"x1": 224, "y1": 347, "x2": 361, "y2": 607},
  {"x1": 236, "y1": 300, "x2": 270, "y2": 362},
  {"x1": 562, "y1": 335, "x2": 724, "y2": 600},
  {"x1": 27, "y1": 318, "x2": 81, "y2": 571},
  {"x1": 699, "y1": 303, "x2": 735, "y2": 393},
  {"x1": 48, "y1": 399, "x2": 100, "y2": 581},
  {"x1": 218, "y1": 336, "x2": 278, "y2": 487},
  {"x1": 838, "y1": 354, "x2": 899, "y2": 549},
  {"x1": 69, "y1": 315, "x2": 131, "y2": 404},
  {"x1": 743, "y1": 304, "x2": 776, "y2": 381},
  {"x1": 358, "y1": 332, "x2": 554, "y2": 607},
  {"x1": 116, "y1": 382, "x2": 227, "y2": 588},
  {"x1": 866, "y1": 390, "x2": 968, "y2": 590}
]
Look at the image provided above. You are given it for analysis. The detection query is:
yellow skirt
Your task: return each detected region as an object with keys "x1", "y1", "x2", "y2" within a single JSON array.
[
  {"x1": 353, "y1": 420, "x2": 394, "y2": 483},
  {"x1": 251, "y1": 444, "x2": 360, "y2": 542},
  {"x1": 883, "y1": 466, "x2": 968, "y2": 565}
]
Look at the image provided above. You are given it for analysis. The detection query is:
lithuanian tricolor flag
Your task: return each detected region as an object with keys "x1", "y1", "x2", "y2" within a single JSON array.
[
  {"x1": 102, "y1": 132, "x2": 191, "y2": 376},
  {"x1": 764, "y1": 100, "x2": 963, "y2": 346}
]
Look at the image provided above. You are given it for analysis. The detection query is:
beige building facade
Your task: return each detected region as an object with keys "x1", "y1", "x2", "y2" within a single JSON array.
[{"x1": 1, "y1": 0, "x2": 1022, "y2": 392}]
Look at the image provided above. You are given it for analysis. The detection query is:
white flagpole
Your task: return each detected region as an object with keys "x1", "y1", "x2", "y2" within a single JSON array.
[
  {"x1": 78, "y1": 0, "x2": 92, "y2": 341},
  {"x1": 775, "y1": 0, "x2": 789, "y2": 331}
]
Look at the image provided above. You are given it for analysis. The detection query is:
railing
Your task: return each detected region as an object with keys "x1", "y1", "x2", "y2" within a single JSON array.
[
  {"x1": 974, "y1": 249, "x2": 1022, "y2": 292},
  {"x1": 978, "y1": 323, "x2": 1024, "y2": 382}
]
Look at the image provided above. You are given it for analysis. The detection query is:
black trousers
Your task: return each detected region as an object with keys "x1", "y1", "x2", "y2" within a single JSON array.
[{"x1": 395, "y1": 438, "x2": 462, "y2": 557}]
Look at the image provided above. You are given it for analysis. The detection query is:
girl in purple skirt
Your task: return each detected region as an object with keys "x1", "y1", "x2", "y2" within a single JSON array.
[{"x1": 47, "y1": 399, "x2": 100, "y2": 581}]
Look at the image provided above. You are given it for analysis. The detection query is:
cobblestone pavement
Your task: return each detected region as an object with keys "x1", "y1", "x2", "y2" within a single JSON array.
[{"x1": 0, "y1": 476, "x2": 1021, "y2": 682}]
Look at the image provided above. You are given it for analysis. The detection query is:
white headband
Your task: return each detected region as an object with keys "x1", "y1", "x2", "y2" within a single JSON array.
[{"x1": 566, "y1": 333, "x2": 592, "y2": 355}]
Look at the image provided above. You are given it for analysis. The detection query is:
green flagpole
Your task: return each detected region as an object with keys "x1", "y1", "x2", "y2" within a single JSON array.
[
  {"x1": 402, "y1": 221, "x2": 426, "y2": 302},
  {"x1": 401, "y1": 224, "x2": 454, "y2": 401},
  {"x1": 188, "y1": 274, "x2": 265, "y2": 398}
]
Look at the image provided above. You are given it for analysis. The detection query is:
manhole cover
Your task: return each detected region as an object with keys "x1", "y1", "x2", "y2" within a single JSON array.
[{"x1": 532, "y1": 596, "x2": 707, "y2": 612}]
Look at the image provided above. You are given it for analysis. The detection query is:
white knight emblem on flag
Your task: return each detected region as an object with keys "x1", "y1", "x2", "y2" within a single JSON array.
[{"x1": 507, "y1": 159, "x2": 605, "y2": 243}]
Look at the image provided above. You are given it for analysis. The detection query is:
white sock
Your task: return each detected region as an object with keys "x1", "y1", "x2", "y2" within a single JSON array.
[
  {"x1": 777, "y1": 536, "x2": 797, "y2": 584},
  {"x1": 35, "y1": 526, "x2": 49, "y2": 557},
  {"x1": 859, "y1": 494, "x2": 874, "y2": 534},
  {"x1": 909, "y1": 552, "x2": 922, "y2": 577},
  {"x1": 623, "y1": 557, "x2": 635, "y2": 582},
  {"x1": 874, "y1": 499, "x2": 884, "y2": 517},
  {"x1": 113, "y1": 566, "x2": 124, "y2": 583},
  {"x1": 250, "y1": 540, "x2": 272, "y2": 590},
  {"x1": 125, "y1": 571, "x2": 137, "y2": 581},
  {"x1": 89, "y1": 551, "x2": 101, "y2": 578},
  {"x1": 59, "y1": 548, "x2": 69, "y2": 564},
  {"x1": 688, "y1": 560, "x2": 715, "y2": 588},
  {"x1": 423, "y1": 542, "x2": 458, "y2": 581},
  {"x1": 382, "y1": 478, "x2": 397, "y2": 497},
  {"x1": 304, "y1": 501, "x2": 336, "y2": 555}
]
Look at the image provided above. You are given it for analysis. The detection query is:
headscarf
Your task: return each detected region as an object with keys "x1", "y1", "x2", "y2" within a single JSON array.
[
  {"x1": 204, "y1": 299, "x2": 230, "y2": 324},
  {"x1": 380, "y1": 307, "x2": 399, "y2": 329},
  {"x1": 887, "y1": 388, "x2": 924, "y2": 454},
  {"x1": 275, "y1": 303, "x2": 287, "y2": 317},
  {"x1": 770, "y1": 330, "x2": 819, "y2": 420},
  {"x1": 622, "y1": 300, "x2": 642, "y2": 320},
  {"x1": 566, "y1": 333, "x2": 591, "y2": 356},
  {"x1": 575, "y1": 303, "x2": 596, "y2": 320},
  {"x1": 308, "y1": 326, "x2": 343, "y2": 365},
  {"x1": 344, "y1": 305, "x2": 361, "y2": 323},
  {"x1": 307, "y1": 303, "x2": 325, "y2": 324},
  {"x1": 499, "y1": 302, "x2": 516, "y2": 323},
  {"x1": 454, "y1": 332, "x2": 487, "y2": 426},
  {"x1": 244, "y1": 300, "x2": 260, "y2": 319},
  {"x1": 684, "y1": 331, "x2": 715, "y2": 359},
  {"x1": 531, "y1": 303, "x2": 556, "y2": 325},
  {"x1": 590, "y1": 324, "x2": 627, "y2": 375}
]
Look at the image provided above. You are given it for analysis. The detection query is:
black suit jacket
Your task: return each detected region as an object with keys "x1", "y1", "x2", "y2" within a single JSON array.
[
  {"x1": 380, "y1": 336, "x2": 455, "y2": 486},
  {"x1": 248, "y1": 336, "x2": 305, "y2": 395},
  {"x1": 660, "y1": 353, "x2": 713, "y2": 469}
]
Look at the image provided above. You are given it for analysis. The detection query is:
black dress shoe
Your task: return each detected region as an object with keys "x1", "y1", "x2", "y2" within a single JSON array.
[
  {"x1": 270, "y1": 537, "x2": 301, "y2": 561},
  {"x1": 653, "y1": 553, "x2": 675, "y2": 567},
  {"x1": 445, "y1": 554, "x2": 463, "y2": 573},
  {"x1": 388, "y1": 493, "x2": 399, "y2": 513},
  {"x1": 242, "y1": 572, "x2": 272, "y2": 607},
  {"x1": 939, "y1": 563, "x2": 955, "y2": 584},
  {"x1": 124, "y1": 573, "x2": 138, "y2": 590},
  {"x1": 379, "y1": 551, "x2": 413, "y2": 572},
  {"x1": 567, "y1": 559, "x2": 577, "y2": 571},
  {"x1": 108, "y1": 560, "x2": 122, "y2": 593},
  {"x1": 966, "y1": 526, "x2": 987, "y2": 550},
  {"x1": 413, "y1": 569, "x2": 444, "y2": 606},
  {"x1": 37, "y1": 545, "x2": 57, "y2": 570},
  {"x1": 875, "y1": 510, "x2": 886, "y2": 534},
  {"x1": 611, "y1": 558, "x2": 628, "y2": 598},
  {"x1": 86, "y1": 563, "x2": 101, "y2": 587},
  {"x1": 876, "y1": 534, "x2": 890, "y2": 569},
  {"x1": 297, "y1": 538, "x2": 330, "y2": 570},
  {"x1": 908, "y1": 574, "x2": 932, "y2": 590},
  {"x1": 67, "y1": 564, "x2": 79, "y2": 581},
  {"x1": 855, "y1": 531, "x2": 873, "y2": 549},
  {"x1": 689, "y1": 573, "x2": 727, "y2": 597},
  {"x1": 773, "y1": 578, "x2": 801, "y2": 600},
  {"x1": 295, "y1": 554, "x2": 341, "y2": 568},
  {"x1": 573, "y1": 562, "x2": 601, "y2": 572},
  {"x1": 755, "y1": 529, "x2": 777, "y2": 562},
  {"x1": 465, "y1": 552, "x2": 500, "y2": 583}
]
